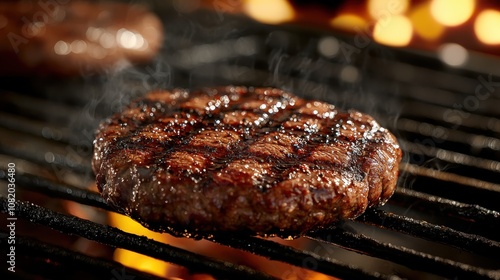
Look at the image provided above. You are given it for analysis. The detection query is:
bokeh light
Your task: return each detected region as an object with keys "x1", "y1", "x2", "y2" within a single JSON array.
[
  {"x1": 244, "y1": 0, "x2": 295, "y2": 25},
  {"x1": 410, "y1": 2, "x2": 444, "y2": 41},
  {"x1": 430, "y1": 0, "x2": 475, "y2": 26},
  {"x1": 439, "y1": 43, "x2": 468, "y2": 67},
  {"x1": 368, "y1": 0, "x2": 409, "y2": 19},
  {"x1": 475, "y1": 9, "x2": 500, "y2": 45},
  {"x1": 317, "y1": 37, "x2": 340, "y2": 58},
  {"x1": 330, "y1": 14, "x2": 367, "y2": 32},
  {"x1": 373, "y1": 15, "x2": 413, "y2": 47}
]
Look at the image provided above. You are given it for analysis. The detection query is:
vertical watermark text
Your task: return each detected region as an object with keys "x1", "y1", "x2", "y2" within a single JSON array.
[{"x1": 6, "y1": 162, "x2": 16, "y2": 273}]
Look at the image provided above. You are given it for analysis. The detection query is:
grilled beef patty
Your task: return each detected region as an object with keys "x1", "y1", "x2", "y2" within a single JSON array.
[{"x1": 93, "y1": 86, "x2": 402, "y2": 237}]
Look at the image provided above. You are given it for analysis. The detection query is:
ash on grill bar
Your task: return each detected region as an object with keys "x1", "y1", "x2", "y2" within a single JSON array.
[{"x1": 1, "y1": 0, "x2": 499, "y2": 279}]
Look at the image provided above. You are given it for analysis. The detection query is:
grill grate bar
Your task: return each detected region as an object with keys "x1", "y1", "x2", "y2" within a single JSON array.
[
  {"x1": 0, "y1": 112, "x2": 72, "y2": 144},
  {"x1": 0, "y1": 92, "x2": 76, "y2": 125},
  {"x1": 364, "y1": 56, "x2": 500, "y2": 99},
  {"x1": 207, "y1": 235, "x2": 393, "y2": 280},
  {"x1": 0, "y1": 129, "x2": 92, "y2": 175},
  {"x1": 401, "y1": 163, "x2": 500, "y2": 193},
  {"x1": 397, "y1": 118, "x2": 500, "y2": 152},
  {"x1": 0, "y1": 198, "x2": 277, "y2": 280},
  {"x1": 390, "y1": 188, "x2": 500, "y2": 240},
  {"x1": 0, "y1": 155, "x2": 88, "y2": 181},
  {"x1": 367, "y1": 75, "x2": 500, "y2": 116},
  {"x1": 358, "y1": 209, "x2": 500, "y2": 258},
  {"x1": 0, "y1": 233, "x2": 164, "y2": 280},
  {"x1": 399, "y1": 101, "x2": 500, "y2": 134},
  {"x1": 1, "y1": 172, "x2": 110, "y2": 211},
  {"x1": 392, "y1": 188, "x2": 500, "y2": 226},
  {"x1": 399, "y1": 139, "x2": 500, "y2": 173},
  {"x1": 308, "y1": 228, "x2": 500, "y2": 280}
]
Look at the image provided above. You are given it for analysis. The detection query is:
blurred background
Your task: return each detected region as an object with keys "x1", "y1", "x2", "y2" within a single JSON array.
[
  {"x1": 3, "y1": 0, "x2": 500, "y2": 76},
  {"x1": 218, "y1": 0, "x2": 500, "y2": 58}
]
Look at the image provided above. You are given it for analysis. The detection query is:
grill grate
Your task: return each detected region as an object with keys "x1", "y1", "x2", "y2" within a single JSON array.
[
  {"x1": 0, "y1": 233, "x2": 166, "y2": 280},
  {"x1": 1, "y1": 8, "x2": 500, "y2": 280},
  {"x1": 0, "y1": 198, "x2": 277, "y2": 280},
  {"x1": 308, "y1": 229, "x2": 498, "y2": 280}
]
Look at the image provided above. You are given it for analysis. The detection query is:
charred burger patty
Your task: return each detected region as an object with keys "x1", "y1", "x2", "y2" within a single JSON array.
[{"x1": 92, "y1": 86, "x2": 402, "y2": 237}]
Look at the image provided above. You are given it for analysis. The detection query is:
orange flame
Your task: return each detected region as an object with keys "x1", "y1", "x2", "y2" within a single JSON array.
[
  {"x1": 108, "y1": 210, "x2": 337, "y2": 279},
  {"x1": 109, "y1": 212, "x2": 172, "y2": 277}
]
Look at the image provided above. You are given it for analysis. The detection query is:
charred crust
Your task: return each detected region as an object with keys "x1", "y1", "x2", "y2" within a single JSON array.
[{"x1": 92, "y1": 86, "x2": 402, "y2": 237}]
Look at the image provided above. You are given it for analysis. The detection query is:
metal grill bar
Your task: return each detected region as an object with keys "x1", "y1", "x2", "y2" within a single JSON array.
[
  {"x1": 2, "y1": 172, "x2": 110, "y2": 211},
  {"x1": 401, "y1": 163, "x2": 500, "y2": 193},
  {"x1": 359, "y1": 209, "x2": 500, "y2": 257},
  {"x1": 0, "y1": 112, "x2": 72, "y2": 144},
  {"x1": 398, "y1": 101, "x2": 500, "y2": 134},
  {"x1": 397, "y1": 119, "x2": 500, "y2": 153},
  {"x1": 392, "y1": 188, "x2": 500, "y2": 230},
  {"x1": 309, "y1": 228, "x2": 500, "y2": 280},
  {"x1": 0, "y1": 127, "x2": 91, "y2": 175},
  {"x1": 207, "y1": 235, "x2": 391, "y2": 280},
  {"x1": 0, "y1": 198, "x2": 277, "y2": 280},
  {"x1": 399, "y1": 139, "x2": 500, "y2": 173},
  {"x1": 0, "y1": 92, "x2": 76, "y2": 125},
  {"x1": 0, "y1": 233, "x2": 165, "y2": 280},
  {"x1": 367, "y1": 78, "x2": 500, "y2": 119}
]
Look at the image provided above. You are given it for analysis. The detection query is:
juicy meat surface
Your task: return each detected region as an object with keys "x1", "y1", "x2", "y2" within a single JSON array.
[{"x1": 92, "y1": 86, "x2": 402, "y2": 237}]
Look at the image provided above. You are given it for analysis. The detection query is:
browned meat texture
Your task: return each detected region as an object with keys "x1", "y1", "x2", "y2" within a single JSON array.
[{"x1": 93, "y1": 86, "x2": 402, "y2": 237}]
